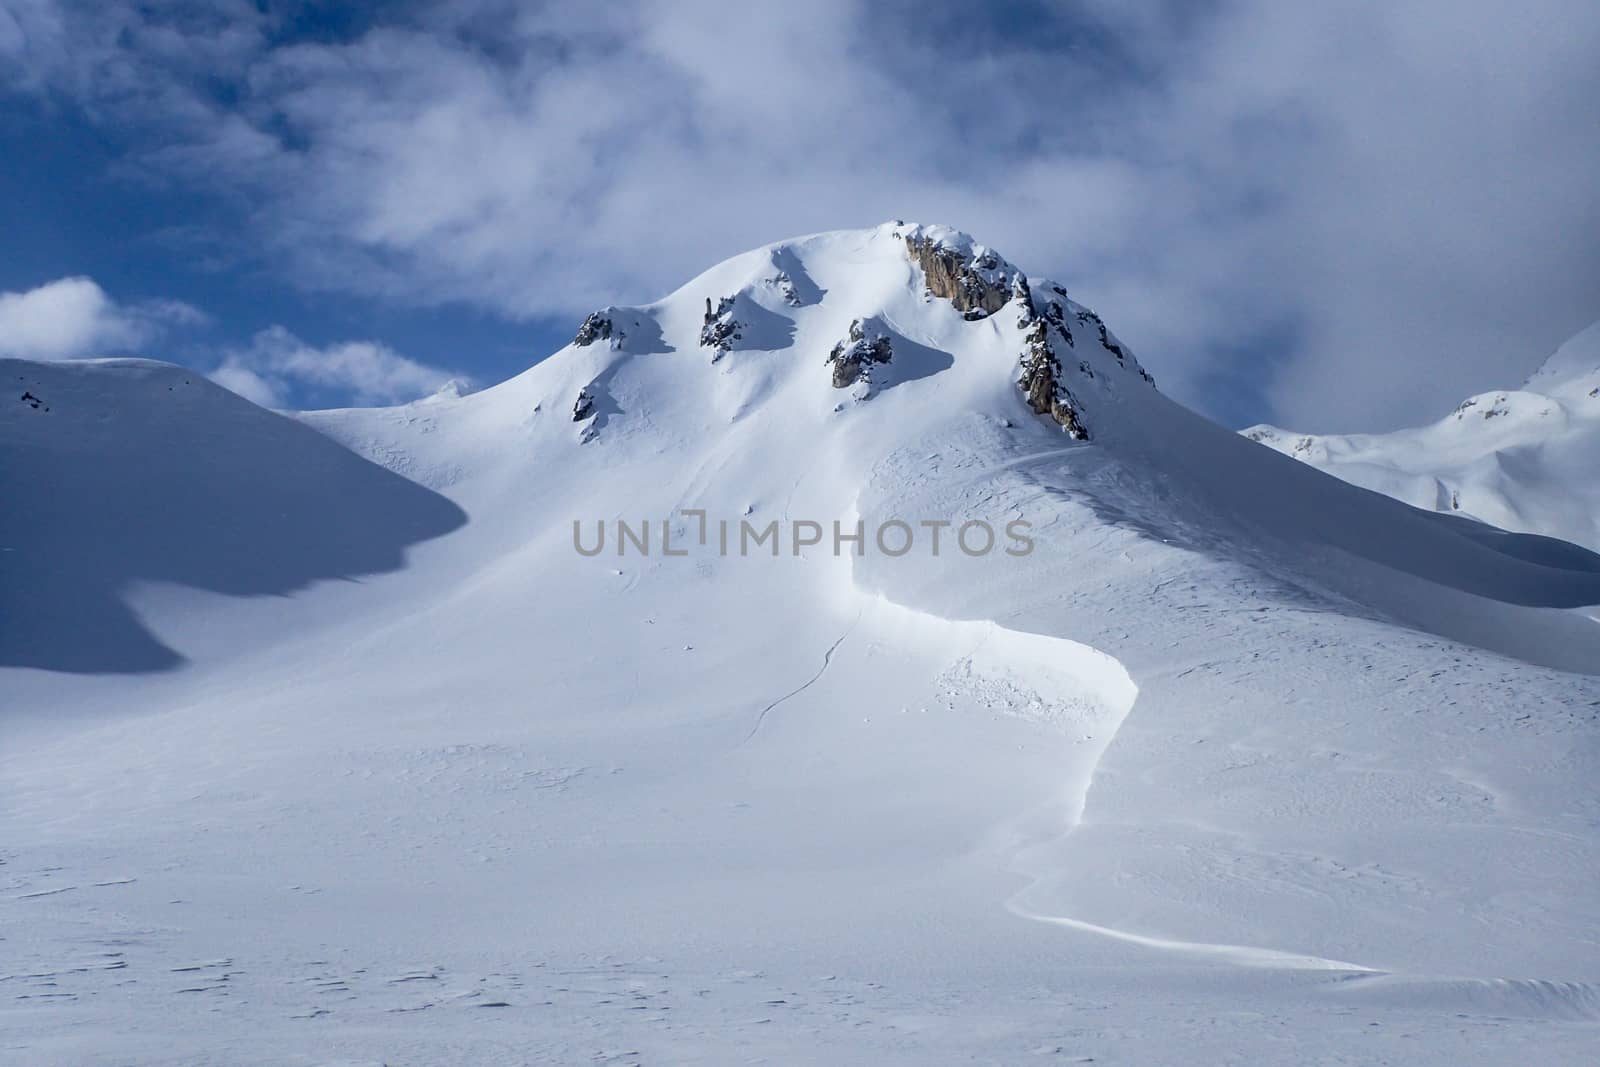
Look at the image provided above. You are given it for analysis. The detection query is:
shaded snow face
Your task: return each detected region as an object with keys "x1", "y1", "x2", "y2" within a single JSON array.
[{"x1": 0, "y1": 358, "x2": 466, "y2": 672}]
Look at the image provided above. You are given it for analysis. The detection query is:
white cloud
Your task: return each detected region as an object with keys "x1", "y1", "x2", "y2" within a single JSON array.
[
  {"x1": 5, "y1": 1, "x2": 1599, "y2": 429},
  {"x1": 211, "y1": 326, "x2": 460, "y2": 409},
  {"x1": 0, "y1": 276, "x2": 201, "y2": 360},
  {"x1": 0, "y1": 277, "x2": 448, "y2": 410}
]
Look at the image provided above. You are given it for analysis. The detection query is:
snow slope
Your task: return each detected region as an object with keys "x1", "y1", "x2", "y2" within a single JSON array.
[
  {"x1": 3, "y1": 223, "x2": 1599, "y2": 1064},
  {"x1": 1245, "y1": 320, "x2": 1600, "y2": 552},
  {"x1": 1, "y1": 358, "x2": 467, "y2": 673}
]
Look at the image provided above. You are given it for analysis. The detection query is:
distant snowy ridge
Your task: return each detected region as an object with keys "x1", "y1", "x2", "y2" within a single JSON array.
[{"x1": 1245, "y1": 319, "x2": 1600, "y2": 551}]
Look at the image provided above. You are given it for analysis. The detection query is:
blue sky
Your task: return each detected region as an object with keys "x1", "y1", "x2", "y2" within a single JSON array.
[
  {"x1": 2, "y1": 1, "x2": 1598, "y2": 430},
  {"x1": 0, "y1": 58, "x2": 549, "y2": 405}
]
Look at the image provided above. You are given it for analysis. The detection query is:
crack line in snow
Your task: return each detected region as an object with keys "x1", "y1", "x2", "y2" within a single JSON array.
[
  {"x1": 841, "y1": 496, "x2": 1382, "y2": 974},
  {"x1": 1008, "y1": 902, "x2": 1382, "y2": 973},
  {"x1": 989, "y1": 652, "x2": 1385, "y2": 973},
  {"x1": 741, "y1": 611, "x2": 862, "y2": 744}
]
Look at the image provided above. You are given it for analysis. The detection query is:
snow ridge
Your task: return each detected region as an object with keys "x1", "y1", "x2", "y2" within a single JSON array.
[{"x1": 1244, "y1": 317, "x2": 1600, "y2": 551}]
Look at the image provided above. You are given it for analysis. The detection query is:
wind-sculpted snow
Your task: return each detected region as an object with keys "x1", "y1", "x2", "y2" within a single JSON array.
[
  {"x1": 3, "y1": 224, "x2": 1598, "y2": 1063},
  {"x1": 858, "y1": 430, "x2": 1600, "y2": 988},
  {"x1": 844, "y1": 585, "x2": 1138, "y2": 825}
]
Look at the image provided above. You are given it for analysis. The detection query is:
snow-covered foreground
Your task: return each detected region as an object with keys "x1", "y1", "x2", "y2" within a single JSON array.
[{"x1": 4, "y1": 224, "x2": 1599, "y2": 1064}]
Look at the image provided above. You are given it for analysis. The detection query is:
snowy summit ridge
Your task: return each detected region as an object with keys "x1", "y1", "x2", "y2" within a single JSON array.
[{"x1": 563, "y1": 221, "x2": 1151, "y2": 441}]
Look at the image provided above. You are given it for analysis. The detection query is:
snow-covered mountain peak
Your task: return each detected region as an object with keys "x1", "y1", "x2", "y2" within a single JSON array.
[
  {"x1": 8, "y1": 225, "x2": 1600, "y2": 1063},
  {"x1": 549, "y1": 222, "x2": 1152, "y2": 446}
]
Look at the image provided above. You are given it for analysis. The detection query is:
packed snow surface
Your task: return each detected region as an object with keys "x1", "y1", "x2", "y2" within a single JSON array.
[{"x1": 3, "y1": 223, "x2": 1599, "y2": 1064}]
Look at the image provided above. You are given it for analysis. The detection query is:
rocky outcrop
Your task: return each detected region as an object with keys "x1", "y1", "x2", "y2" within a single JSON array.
[
  {"x1": 573, "y1": 311, "x2": 613, "y2": 347},
  {"x1": 1242, "y1": 426, "x2": 1316, "y2": 455},
  {"x1": 1075, "y1": 309, "x2": 1121, "y2": 362},
  {"x1": 572, "y1": 388, "x2": 595, "y2": 422},
  {"x1": 1043, "y1": 290, "x2": 1074, "y2": 347},
  {"x1": 895, "y1": 226, "x2": 1152, "y2": 434},
  {"x1": 826, "y1": 319, "x2": 893, "y2": 389},
  {"x1": 1072, "y1": 305, "x2": 1156, "y2": 386},
  {"x1": 1014, "y1": 276, "x2": 1089, "y2": 440},
  {"x1": 700, "y1": 296, "x2": 742, "y2": 360},
  {"x1": 904, "y1": 234, "x2": 1013, "y2": 320},
  {"x1": 774, "y1": 271, "x2": 802, "y2": 307}
]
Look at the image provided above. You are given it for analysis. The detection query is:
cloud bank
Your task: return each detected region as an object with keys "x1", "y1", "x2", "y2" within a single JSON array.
[
  {"x1": 0, "y1": 276, "x2": 454, "y2": 410},
  {"x1": 3, "y1": 0, "x2": 1597, "y2": 429},
  {"x1": 0, "y1": 276, "x2": 201, "y2": 360},
  {"x1": 212, "y1": 326, "x2": 462, "y2": 409}
]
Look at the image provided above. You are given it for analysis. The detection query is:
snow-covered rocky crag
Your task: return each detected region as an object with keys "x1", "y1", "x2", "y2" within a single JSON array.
[
  {"x1": 1246, "y1": 320, "x2": 1600, "y2": 552},
  {"x1": 3, "y1": 223, "x2": 1599, "y2": 1064}
]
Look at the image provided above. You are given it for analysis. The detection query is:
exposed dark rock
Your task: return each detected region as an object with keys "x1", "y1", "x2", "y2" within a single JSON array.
[
  {"x1": 700, "y1": 296, "x2": 742, "y2": 360},
  {"x1": 774, "y1": 271, "x2": 802, "y2": 307},
  {"x1": 1099, "y1": 326, "x2": 1126, "y2": 363},
  {"x1": 904, "y1": 235, "x2": 1013, "y2": 319},
  {"x1": 1016, "y1": 300, "x2": 1089, "y2": 440},
  {"x1": 1043, "y1": 299, "x2": 1072, "y2": 346},
  {"x1": 573, "y1": 311, "x2": 613, "y2": 347},
  {"x1": 1244, "y1": 427, "x2": 1311, "y2": 455},
  {"x1": 1071, "y1": 308, "x2": 1125, "y2": 363},
  {"x1": 1050, "y1": 396, "x2": 1088, "y2": 439},
  {"x1": 826, "y1": 319, "x2": 893, "y2": 389},
  {"x1": 1011, "y1": 274, "x2": 1033, "y2": 312},
  {"x1": 572, "y1": 388, "x2": 595, "y2": 422}
]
